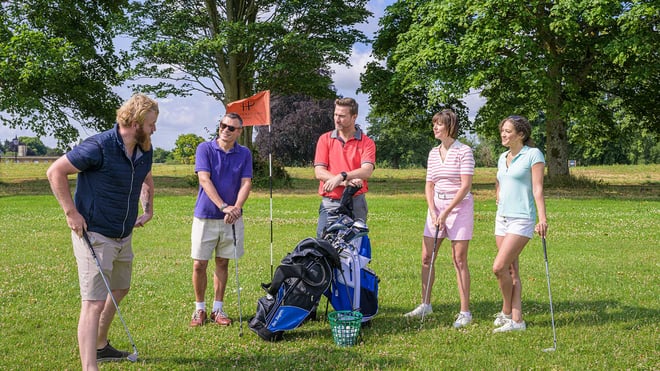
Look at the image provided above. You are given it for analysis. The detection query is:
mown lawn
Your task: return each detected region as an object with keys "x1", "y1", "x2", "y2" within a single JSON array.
[{"x1": 0, "y1": 163, "x2": 658, "y2": 370}]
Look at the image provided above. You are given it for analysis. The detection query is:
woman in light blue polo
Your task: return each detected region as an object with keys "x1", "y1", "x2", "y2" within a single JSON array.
[{"x1": 492, "y1": 115, "x2": 548, "y2": 333}]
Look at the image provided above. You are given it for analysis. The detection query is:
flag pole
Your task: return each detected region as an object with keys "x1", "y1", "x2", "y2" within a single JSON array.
[{"x1": 268, "y1": 124, "x2": 274, "y2": 279}]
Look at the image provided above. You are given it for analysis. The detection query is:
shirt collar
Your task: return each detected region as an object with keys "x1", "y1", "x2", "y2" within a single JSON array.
[{"x1": 331, "y1": 125, "x2": 363, "y2": 140}]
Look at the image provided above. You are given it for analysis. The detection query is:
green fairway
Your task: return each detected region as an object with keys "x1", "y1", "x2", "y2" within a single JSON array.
[{"x1": 0, "y1": 164, "x2": 658, "y2": 370}]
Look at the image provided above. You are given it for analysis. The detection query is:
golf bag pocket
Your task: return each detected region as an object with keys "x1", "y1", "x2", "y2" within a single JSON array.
[
  {"x1": 359, "y1": 267, "x2": 379, "y2": 319},
  {"x1": 327, "y1": 236, "x2": 379, "y2": 322},
  {"x1": 248, "y1": 238, "x2": 339, "y2": 341}
]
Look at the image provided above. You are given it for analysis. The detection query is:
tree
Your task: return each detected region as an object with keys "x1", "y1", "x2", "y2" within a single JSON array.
[
  {"x1": 172, "y1": 134, "x2": 205, "y2": 164},
  {"x1": 126, "y1": 0, "x2": 371, "y2": 149},
  {"x1": 18, "y1": 136, "x2": 47, "y2": 156},
  {"x1": 359, "y1": 1, "x2": 472, "y2": 168},
  {"x1": 254, "y1": 95, "x2": 335, "y2": 166},
  {"x1": 0, "y1": 1, "x2": 130, "y2": 148},
  {"x1": 152, "y1": 147, "x2": 172, "y2": 163},
  {"x1": 363, "y1": 0, "x2": 659, "y2": 177}
]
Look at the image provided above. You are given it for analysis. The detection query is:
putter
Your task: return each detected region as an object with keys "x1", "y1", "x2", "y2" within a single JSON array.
[
  {"x1": 542, "y1": 236, "x2": 557, "y2": 352},
  {"x1": 420, "y1": 226, "x2": 440, "y2": 325},
  {"x1": 232, "y1": 224, "x2": 244, "y2": 337},
  {"x1": 82, "y1": 232, "x2": 139, "y2": 362}
]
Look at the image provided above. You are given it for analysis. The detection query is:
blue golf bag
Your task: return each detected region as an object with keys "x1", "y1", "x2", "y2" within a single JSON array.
[
  {"x1": 322, "y1": 186, "x2": 380, "y2": 323},
  {"x1": 248, "y1": 237, "x2": 340, "y2": 341}
]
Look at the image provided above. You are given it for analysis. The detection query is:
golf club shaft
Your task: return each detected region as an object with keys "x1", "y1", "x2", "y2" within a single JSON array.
[
  {"x1": 421, "y1": 226, "x2": 440, "y2": 323},
  {"x1": 82, "y1": 232, "x2": 139, "y2": 357},
  {"x1": 542, "y1": 237, "x2": 557, "y2": 350},
  {"x1": 232, "y1": 224, "x2": 243, "y2": 336}
]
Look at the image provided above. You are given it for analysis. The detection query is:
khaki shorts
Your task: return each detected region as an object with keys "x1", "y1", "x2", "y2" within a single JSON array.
[
  {"x1": 72, "y1": 231, "x2": 133, "y2": 301},
  {"x1": 191, "y1": 217, "x2": 245, "y2": 261}
]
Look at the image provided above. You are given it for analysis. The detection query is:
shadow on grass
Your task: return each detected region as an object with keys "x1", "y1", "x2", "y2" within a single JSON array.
[{"x1": 374, "y1": 298, "x2": 659, "y2": 334}]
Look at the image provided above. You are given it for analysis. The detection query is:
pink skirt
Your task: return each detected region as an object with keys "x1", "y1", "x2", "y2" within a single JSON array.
[{"x1": 423, "y1": 194, "x2": 474, "y2": 240}]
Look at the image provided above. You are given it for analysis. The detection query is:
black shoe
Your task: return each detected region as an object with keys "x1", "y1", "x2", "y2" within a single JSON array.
[{"x1": 97, "y1": 341, "x2": 130, "y2": 362}]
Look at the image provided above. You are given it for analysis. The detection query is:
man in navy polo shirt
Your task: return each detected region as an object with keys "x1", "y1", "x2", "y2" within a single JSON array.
[
  {"x1": 189, "y1": 112, "x2": 253, "y2": 327},
  {"x1": 47, "y1": 93, "x2": 158, "y2": 369}
]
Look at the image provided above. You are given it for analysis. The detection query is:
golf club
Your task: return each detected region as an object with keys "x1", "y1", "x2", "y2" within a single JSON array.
[
  {"x1": 82, "y1": 232, "x2": 139, "y2": 362},
  {"x1": 541, "y1": 236, "x2": 557, "y2": 352},
  {"x1": 420, "y1": 226, "x2": 440, "y2": 325},
  {"x1": 232, "y1": 224, "x2": 244, "y2": 337}
]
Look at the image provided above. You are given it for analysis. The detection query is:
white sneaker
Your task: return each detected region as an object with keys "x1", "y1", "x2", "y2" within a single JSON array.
[
  {"x1": 493, "y1": 319, "x2": 526, "y2": 333},
  {"x1": 493, "y1": 311, "x2": 512, "y2": 327},
  {"x1": 453, "y1": 312, "x2": 472, "y2": 328},
  {"x1": 404, "y1": 303, "x2": 432, "y2": 318}
]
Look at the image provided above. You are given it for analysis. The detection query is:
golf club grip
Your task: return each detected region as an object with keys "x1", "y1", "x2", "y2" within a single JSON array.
[
  {"x1": 542, "y1": 237, "x2": 548, "y2": 261},
  {"x1": 82, "y1": 231, "x2": 98, "y2": 259}
]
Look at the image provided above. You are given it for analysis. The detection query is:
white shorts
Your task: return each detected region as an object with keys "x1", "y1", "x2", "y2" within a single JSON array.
[
  {"x1": 494, "y1": 215, "x2": 535, "y2": 239},
  {"x1": 191, "y1": 217, "x2": 245, "y2": 260}
]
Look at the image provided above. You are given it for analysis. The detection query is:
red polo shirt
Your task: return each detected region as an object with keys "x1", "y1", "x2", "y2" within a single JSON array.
[{"x1": 314, "y1": 126, "x2": 376, "y2": 199}]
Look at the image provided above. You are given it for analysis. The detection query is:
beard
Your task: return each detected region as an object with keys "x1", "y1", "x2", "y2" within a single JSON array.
[{"x1": 136, "y1": 126, "x2": 152, "y2": 151}]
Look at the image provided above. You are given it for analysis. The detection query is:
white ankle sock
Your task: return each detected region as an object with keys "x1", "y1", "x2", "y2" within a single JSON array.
[
  {"x1": 213, "y1": 301, "x2": 223, "y2": 312},
  {"x1": 195, "y1": 302, "x2": 205, "y2": 311}
]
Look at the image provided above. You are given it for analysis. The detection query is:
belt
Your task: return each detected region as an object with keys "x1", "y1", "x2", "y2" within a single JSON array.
[{"x1": 436, "y1": 191, "x2": 470, "y2": 200}]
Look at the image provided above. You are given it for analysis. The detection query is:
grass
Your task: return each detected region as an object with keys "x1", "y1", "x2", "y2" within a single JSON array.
[{"x1": 0, "y1": 163, "x2": 658, "y2": 370}]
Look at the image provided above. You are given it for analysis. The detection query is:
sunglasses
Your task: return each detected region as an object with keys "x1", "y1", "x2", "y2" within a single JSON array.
[{"x1": 220, "y1": 123, "x2": 240, "y2": 132}]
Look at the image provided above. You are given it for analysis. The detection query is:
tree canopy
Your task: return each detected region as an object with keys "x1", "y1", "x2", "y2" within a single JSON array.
[
  {"x1": 254, "y1": 95, "x2": 335, "y2": 166},
  {"x1": 125, "y1": 0, "x2": 371, "y2": 148},
  {"x1": 0, "y1": 1, "x2": 129, "y2": 148},
  {"x1": 361, "y1": 0, "x2": 659, "y2": 176}
]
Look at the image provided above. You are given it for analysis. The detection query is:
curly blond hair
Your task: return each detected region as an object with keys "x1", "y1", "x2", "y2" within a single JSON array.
[{"x1": 116, "y1": 93, "x2": 159, "y2": 128}]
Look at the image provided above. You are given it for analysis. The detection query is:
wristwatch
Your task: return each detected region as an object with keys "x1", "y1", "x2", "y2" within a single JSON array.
[
  {"x1": 340, "y1": 171, "x2": 348, "y2": 181},
  {"x1": 219, "y1": 203, "x2": 228, "y2": 212}
]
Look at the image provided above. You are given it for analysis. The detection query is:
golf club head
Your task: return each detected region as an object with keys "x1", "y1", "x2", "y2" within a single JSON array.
[
  {"x1": 352, "y1": 219, "x2": 369, "y2": 232},
  {"x1": 542, "y1": 347, "x2": 556, "y2": 352},
  {"x1": 127, "y1": 352, "x2": 139, "y2": 362}
]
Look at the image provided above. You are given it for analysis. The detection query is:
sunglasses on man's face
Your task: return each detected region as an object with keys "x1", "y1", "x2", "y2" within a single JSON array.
[{"x1": 220, "y1": 123, "x2": 240, "y2": 132}]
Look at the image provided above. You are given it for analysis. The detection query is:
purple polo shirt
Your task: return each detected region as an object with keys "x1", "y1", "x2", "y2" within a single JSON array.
[{"x1": 193, "y1": 139, "x2": 253, "y2": 219}]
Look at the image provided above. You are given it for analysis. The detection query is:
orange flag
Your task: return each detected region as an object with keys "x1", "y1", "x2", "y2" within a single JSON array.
[{"x1": 226, "y1": 90, "x2": 271, "y2": 126}]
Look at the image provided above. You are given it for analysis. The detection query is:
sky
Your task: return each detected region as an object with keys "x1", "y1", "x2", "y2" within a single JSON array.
[{"x1": 1, "y1": 0, "x2": 484, "y2": 151}]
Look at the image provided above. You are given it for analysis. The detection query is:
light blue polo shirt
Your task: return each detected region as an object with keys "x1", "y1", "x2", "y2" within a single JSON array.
[{"x1": 496, "y1": 146, "x2": 545, "y2": 220}]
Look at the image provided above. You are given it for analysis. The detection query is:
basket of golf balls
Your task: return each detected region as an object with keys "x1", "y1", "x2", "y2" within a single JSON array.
[{"x1": 328, "y1": 310, "x2": 362, "y2": 346}]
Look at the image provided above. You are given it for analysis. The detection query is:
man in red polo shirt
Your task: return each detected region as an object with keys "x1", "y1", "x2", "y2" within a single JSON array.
[{"x1": 313, "y1": 97, "x2": 376, "y2": 238}]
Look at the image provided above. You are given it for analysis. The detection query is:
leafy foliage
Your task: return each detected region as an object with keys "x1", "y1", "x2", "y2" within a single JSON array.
[
  {"x1": 0, "y1": 0, "x2": 129, "y2": 148},
  {"x1": 172, "y1": 133, "x2": 205, "y2": 164},
  {"x1": 254, "y1": 95, "x2": 335, "y2": 166},
  {"x1": 363, "y1": 0, "x2": 659, "y2": 175},
  {"x1": 125, "y1": 0, "x2": 371, "y2": 148},
  {"x1": 18, "y1": 136, "x2": 47, "y2": 156}
]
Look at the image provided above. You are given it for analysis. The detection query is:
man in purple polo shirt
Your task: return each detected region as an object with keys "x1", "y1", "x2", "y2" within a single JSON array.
[{"x1": 189, "y1": 113, "x2": 253, "y2": 327}]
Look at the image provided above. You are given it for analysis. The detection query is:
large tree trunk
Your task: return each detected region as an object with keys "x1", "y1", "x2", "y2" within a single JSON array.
[{"x1": 545, "y1": 63, "x2": 570, "y2": 179}]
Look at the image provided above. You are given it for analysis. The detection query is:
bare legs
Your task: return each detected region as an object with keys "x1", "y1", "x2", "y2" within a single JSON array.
[
  {"x1": 493, "y1": 234, "x2": 529, "y2": 322},
  {"x1": 451, "y1": 240, "x2": 470, "y2": 313},
  {"x1": 79, "y1": 288, "x2": 129, "y2": 371},
  {"x1": 420, "y1": 235, "x2": 439, "y2": 304},
  {"x1": 192, "y1": 257, "x2": 229, "y2": 304},
  {"x1": 213, "y1": 257, "x2": 229, "y2": 303},
  {"x1": 419, "y1": 236, "x2": 470, "y2": 313}
]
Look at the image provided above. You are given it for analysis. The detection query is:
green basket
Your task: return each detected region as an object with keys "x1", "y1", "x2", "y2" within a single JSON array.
[{"x1": 328, "y1": 310, "x2": 362, "y2": 347}]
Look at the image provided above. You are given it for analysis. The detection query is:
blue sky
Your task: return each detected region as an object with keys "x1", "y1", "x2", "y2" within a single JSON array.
[{"x1": 2, "y1": 0, "x2": 484, "y2": 151}]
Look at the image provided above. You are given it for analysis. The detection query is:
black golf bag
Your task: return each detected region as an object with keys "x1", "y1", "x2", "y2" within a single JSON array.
[
  {"x1": 322, "y1": 186, "x2": 380, "y2": 323},
  {"x1": 248, "y1": 237, "x2": 340, "y2": 341}
]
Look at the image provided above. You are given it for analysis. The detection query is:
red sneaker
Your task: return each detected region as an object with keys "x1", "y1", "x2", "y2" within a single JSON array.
[
  {"x1": 190, "y1": 309, "x2": 207, "y2": 327},
  {"x1": 210, "y1": 310, "x2": 232, "y2": 326}
]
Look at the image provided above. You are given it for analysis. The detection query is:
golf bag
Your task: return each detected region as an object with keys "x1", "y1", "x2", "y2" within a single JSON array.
[
  {"x1": 248, "y1": 237, "x2": 340, "y2": 341},
  {"x1": 323, "y1": 186, "x2": 380, "y2": 323}
]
